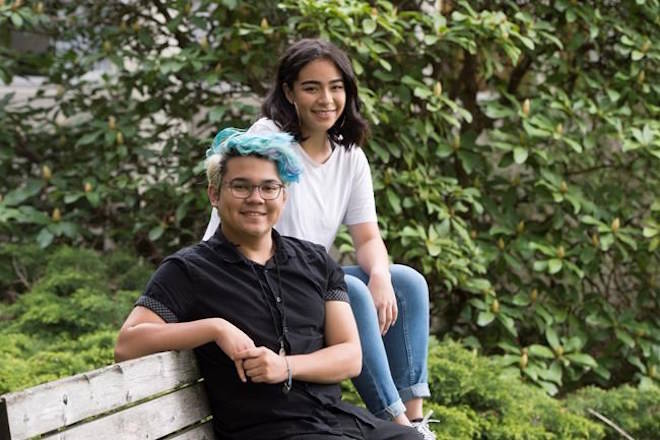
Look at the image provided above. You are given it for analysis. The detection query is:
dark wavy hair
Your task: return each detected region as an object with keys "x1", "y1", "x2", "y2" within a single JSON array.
[{"x1": 261, "y1": 38, "x2": 369, "y2": 149}]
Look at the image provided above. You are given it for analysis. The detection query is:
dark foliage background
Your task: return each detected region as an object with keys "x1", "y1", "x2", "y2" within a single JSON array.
[{"x1": 1, "y1": 0, "x2": 658, "y2": 402}]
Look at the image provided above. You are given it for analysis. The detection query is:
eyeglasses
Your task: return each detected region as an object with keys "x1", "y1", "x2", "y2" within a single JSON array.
[{"x1": 222, "y1": 180, "x2": 285, "y2": 200}]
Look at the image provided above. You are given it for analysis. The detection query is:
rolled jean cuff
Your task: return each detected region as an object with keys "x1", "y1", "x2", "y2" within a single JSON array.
[
  {"x1": 375, "y1": 398, "x2": 407, "y2": 420},
  {"x1": 398, "y1": 383, "x2": 431, "y2": 403}
]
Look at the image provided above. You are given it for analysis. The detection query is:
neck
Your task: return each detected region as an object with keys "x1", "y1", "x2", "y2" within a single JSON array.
[
  {"x1": 221, "y1": 226, "x2": 274, "y2": 265},
  {"x1": 300, "y1": 131, "x2": 332, "y2": 163}
]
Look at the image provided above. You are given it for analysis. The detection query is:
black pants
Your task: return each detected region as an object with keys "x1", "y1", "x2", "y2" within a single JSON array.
[{"x1": 291, "y1": 410, "x2": 422, "y2": 440}]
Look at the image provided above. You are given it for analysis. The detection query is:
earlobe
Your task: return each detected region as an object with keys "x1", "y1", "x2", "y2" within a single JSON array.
[
  {"x1": 283, "y1": 85, "x2": 301, "y2": 121},
  {"x1": 208, "y1": 185, "x2": 219, "y2": 207}
]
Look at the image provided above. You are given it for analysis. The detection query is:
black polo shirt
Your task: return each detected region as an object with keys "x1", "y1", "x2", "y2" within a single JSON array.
[{"x1": 135, "y1": 229, "x2": 374, "y2": 439}]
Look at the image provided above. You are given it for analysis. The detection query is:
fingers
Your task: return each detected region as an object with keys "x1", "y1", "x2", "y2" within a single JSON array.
[
  {"x1": 377, "y1": 304, "x2": 387, "y2": 334},
  {"x1": 238, "y1": 347, "x2": 285, "y2": 384},
  {"x1": 234, "y1": 347, "x2": 263, "y2": 361},
  {"x1": 369, "y1": 277, "x2": 398, "y2": 335},
  {"x1": 229, "y1": 342, "x2": 255, "y2": 382},
  {"x1": 384, "y1": 304, "x2": 393, "y2": 335},
  {"x1": 379, "y1": 305, "x2": 392, "y2": 334},
  {"x1": 233, "y1": 347, "x2": 264, "y2": 382},
  {"x1": 378, "y1": 300, "x2": 399, "y2": 335},
  {"x1": 245, "y1": 364, "x2": 266, "y2": 381},
  {"x1": 234, "y1": 359, "x2": 247, "y2": 383}
]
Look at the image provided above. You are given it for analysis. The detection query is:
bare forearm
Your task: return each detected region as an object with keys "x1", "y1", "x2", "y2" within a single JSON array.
[
  {"x1": 351, "y1": 226, "x2": 397, "y2": 333},
  {"x1": 355, "y1": 236, "x2": 390, "y2": 277},
  {"x1": 114, "y1": 318, "x2": 220, "y2": 362},
  {"x1": 287, "y1": 341, "x2": 362, "y2": 383}
]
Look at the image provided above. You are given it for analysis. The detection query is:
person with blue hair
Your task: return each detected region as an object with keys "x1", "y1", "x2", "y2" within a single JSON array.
[
  {"x1": 206, "y1": 128, "x2": 304, "y2": 185},
  {"x1": 204, "y1": 39, "x2": 435, "y2": 439},
  {"x1": 115, "y1": 131, "x2": 422, "y2": 439}
]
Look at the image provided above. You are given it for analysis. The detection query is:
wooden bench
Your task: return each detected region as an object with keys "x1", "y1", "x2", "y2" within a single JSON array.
[{"x1": 0, "y1": 350, "x2": 213, "y2": 439}]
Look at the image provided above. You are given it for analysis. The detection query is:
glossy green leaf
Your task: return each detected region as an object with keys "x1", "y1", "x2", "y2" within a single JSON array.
[
  {"x1": 537, "y1": 380, "x2": 559, "y2": 396},
  {"x1": 529, "y1": 344, "x2": 555, "y2": 359},
  {"x1": 544, "y1": 361, "x2": 563, "y2": 385},
  {"x1": 3, "y1": 179, "x2": 44, "y2": 207},
  {"x1": 642, "y1": 226, "x2": 657, "y2": 238},
  {"x1": 148, "y1": 225, "x2": 164, "y2": 242},
  {"x1": 546, "y1": 327, "x2": 560, "y2": 350},
  {"x1": 10, "y1": 13, "x2": 24, "y2": 28},
  {"x1": 615, "y1": 329, "x2": 635, "y2": 348},
  {"x1": 511, "y1": 293, "x2": 531, "y2": 306},
  {"x1": 566, "y1": 353, "x2": 598, "y2": 368},
  {"x1": 547, "y1": 259, "x2": 563, "y2": 274},
  {"x1": 600, "y1": 233, "x2": 615, "y2": 251},
  {"x1": 513, "y1": 147, "x2": 528, "y2": 164},
  {"x1": 631, "y1": 50, "x2": 644, "y2": 61},
  {"x1": 36, "y1": 228, "x2": 54, "y2": 248},
  {"x1": 477, "y1": 311, "x2": 496, "y2": 326}
]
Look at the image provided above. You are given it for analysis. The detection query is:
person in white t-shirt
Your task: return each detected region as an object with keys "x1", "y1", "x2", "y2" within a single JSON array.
[{"x1": 204, "y1": 39, "x2": 435, "y2": 439}]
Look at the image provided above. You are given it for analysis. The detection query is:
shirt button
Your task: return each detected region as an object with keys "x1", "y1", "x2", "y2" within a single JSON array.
[{"x1": 276, "y1": 297, "x2": 281, "y2": 303}]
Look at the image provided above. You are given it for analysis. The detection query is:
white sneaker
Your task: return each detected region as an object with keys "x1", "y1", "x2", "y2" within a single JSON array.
[{"x1": 411, "y1": 410, "x2": 437, "y2": 440}]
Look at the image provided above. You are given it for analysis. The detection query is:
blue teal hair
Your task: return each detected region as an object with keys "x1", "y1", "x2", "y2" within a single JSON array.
[{"x1": 206, "y1": 128, "x2": 303, "y2": 184}]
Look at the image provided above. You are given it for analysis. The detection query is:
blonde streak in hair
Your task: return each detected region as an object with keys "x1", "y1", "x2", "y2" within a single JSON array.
[{"x1": 205, "y1": 154, "x2": 222, "y2": 188}]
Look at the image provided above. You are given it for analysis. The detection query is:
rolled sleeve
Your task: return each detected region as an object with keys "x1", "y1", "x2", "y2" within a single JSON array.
[
  {"x1": 324, "y1": 288, "x2": 349, "y2": 302},
  {"x1": 324, "y1": 254, "x2": 349, "y2": 302},
  {"x1": 135, "y1": 296, "x2": 179, "y2": 323}
]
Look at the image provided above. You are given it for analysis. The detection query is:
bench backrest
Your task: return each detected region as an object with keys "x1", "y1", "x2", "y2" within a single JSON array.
[{"x1": 0, "y1": 350, "x2": 213, "y2": 439}]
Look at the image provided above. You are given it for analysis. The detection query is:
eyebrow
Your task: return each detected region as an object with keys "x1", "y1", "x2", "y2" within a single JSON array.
[{"x1": 299, "y1": 78, "x2": 344, "y2": 86}]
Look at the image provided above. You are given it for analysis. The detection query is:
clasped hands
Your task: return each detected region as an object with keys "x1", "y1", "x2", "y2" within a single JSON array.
[{"x1": 214, "y1": 318, "x2": 288, "y2": 384}]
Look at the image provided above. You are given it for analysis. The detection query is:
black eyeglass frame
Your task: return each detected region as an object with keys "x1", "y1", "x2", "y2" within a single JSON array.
[{"x1": 220, "y1": 179, "x2": 286, "y2": 200}]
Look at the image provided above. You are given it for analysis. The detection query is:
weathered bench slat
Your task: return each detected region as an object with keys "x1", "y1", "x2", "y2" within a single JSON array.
[
  {"x1": 42, "y1": 383, "x2": 210, "y2": 439},
  {"x1": 168, "y1": 420, "x2": 214, "y2": 439},
  {"x1": 1, "y1": 350, "x2": 204, "y2": 439}
]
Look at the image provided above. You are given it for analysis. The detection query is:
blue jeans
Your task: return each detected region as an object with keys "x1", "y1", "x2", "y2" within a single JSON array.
[{"x1": 343, "y1": 264, "x2": 430, "y2": 420}]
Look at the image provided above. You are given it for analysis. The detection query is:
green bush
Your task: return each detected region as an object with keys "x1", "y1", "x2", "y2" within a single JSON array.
[
  {"x1": 2, "y1": 0, "x2": 658, "y2": 394},
  {"x1": 0, "y1": 329, "x2": 119, "y2": 393},
  {"x1": 0, "y1": 246, "x2": 149, "y2": 394},
  {"x1": 564, "y1": 385, "x2": 660, "y2": 440},
  {"x1": 427, "y1": 339, "x2": 604, "y2": 439},
  {"x1": 423, "y1": 403, "x2": 480, "y2": 440},
  {"x1": 426, "y1": 339, "x2": 659, "y2": 439}
]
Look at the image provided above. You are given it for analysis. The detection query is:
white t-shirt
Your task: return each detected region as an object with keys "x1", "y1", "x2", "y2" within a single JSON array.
[{"x1": 203, "y1": 118, "x2": 377, "y2": 250}]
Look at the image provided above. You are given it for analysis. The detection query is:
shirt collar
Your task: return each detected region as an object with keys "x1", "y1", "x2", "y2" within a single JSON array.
[{"x1": 207, "y1": 227, "x2": 295, "y2": 264}]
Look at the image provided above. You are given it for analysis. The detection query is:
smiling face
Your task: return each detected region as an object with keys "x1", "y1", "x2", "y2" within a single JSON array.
[
  {"x1": 284, "y1": 58, "x2": 346, "y2": 138},
  {"x1": 209, "y1": 156, "x2": 286, "y2": 243}
]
